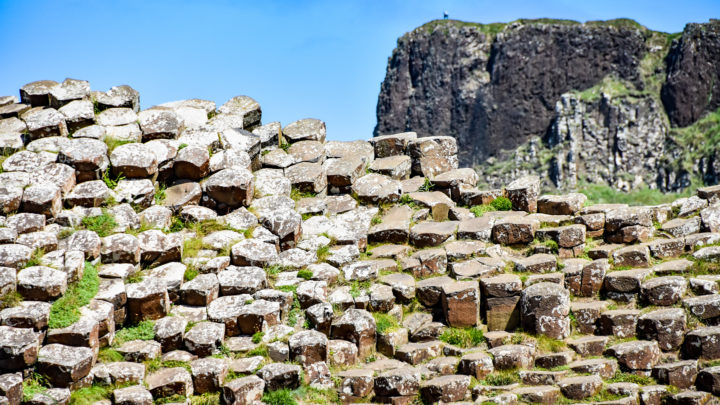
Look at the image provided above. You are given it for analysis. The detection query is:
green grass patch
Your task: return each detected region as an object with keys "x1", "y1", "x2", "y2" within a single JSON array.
[
  {"x1": 574, "y1": 75, "x2": 636, "y2": 103},
  {"x1": 48, "y1": 262, "x2": 100, "y2": 329},
  {"x1": 439, "y1": 327, "x2": 484, "y2": 348},
  {"x1": 373, "y1": 313, "x2": 400, "y2": 334},
  {"x1": 0, "y1": 290, "x2": 22, "y2": 310},
  {"x1": 101, "y1": 167, "x2": 125, "y2": 190},
  {"x1": 22, "y1": 373, "x2": 49, "y2": 402},
  {"x1": 189, "y1": 393, "x2": 220, "y2": 405},
  {"x1": 535, "y1": 334, "x2": 567, "y2": 353},
  {"x1": 349, "y1": 280, "x2": 370, "y2": 298},
  {"x1": 81, "y1": 211, "x2": 117, "y2": 237},
  {"x1": 315, "y1": 245, "x2": 330, "y2": 262},
  {"x1": 252, "y1": 331, "x2": 264, "y2": 344},
  {"x1": 24, "y1": 248, "x2": 45, "y2": 268},
  {"x1": 104, "y1": 137, "x2": 133, "y2": 153},
  {"x1": 579, "y1": 182, "x2": 692, "y2": 206},
  {"x1": 98, "y1": 347, "x2": 125, "y2": 363},
  {"x1": 490, "y1": 196, "x2": 512, "y2": 210},
  {"x1": 262, "y1": 389, "x2": 298, "y2": 405},
  {"x1": 607, "y1": 371, "x2": 655, "y2": 385},
  {"x1": 297, "y1": 269, "x2": 313, "y2": 280},
  {"x1": 115, "y1": 320, "x2": 155, "y2": 345},
  {"x1": 482, "y1": 369, "x2": 520, "y2": 386},
  {"x1": 183, "y1": 237, "x2": 204, "y2": 259},
  {"x1": 145, "y1": 359, "x2": 191, "y2": 373},
  {"x1": 155, "y1": 395, "x2": 186, "y2": 405},
  {"x1": 247, "y1": 345, "x2": 268, "y2": 357},
  {"x1": 470, "y1": 196, "x2": 512, "y2": 217},
  {"x1": 69, "y1": 384, "x2": 114, "y2": 405},
  {"x1": 169, "y1": 216, "x2": 186, "y2": 233},
  {"x1": 184, "y1": 265, "x2": 198, "y2": 281},
  {"x1": 290, "y1": 188, "x2": 316, "y2": 201}
]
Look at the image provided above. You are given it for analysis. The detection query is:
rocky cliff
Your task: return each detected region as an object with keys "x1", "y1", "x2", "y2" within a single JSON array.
[{"x1": 376, "y1": 18, "x2": 720, "y2": 192}]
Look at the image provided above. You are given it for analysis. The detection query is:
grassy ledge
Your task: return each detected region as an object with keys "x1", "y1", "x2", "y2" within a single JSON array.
[{"x1": 48, "y1": 262, "x2": 100, "y2": 329}]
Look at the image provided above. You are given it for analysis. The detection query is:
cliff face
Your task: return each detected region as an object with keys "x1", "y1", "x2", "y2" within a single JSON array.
[
  {"x1": 376, "y1": 18, "x2": 720, "y2": 191},
  {"x1": 662, "y1": 22, "x2": 720, "y2": 127}
]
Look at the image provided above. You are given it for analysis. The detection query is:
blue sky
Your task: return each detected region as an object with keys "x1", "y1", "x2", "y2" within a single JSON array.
[{"x1": 0, "y1": 0, "x2": 717, "y2": 141}]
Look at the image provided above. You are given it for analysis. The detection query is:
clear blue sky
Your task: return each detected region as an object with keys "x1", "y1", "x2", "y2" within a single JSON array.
[{"x1": 0, "y1": 0, "x2": 717, "y2": 141}]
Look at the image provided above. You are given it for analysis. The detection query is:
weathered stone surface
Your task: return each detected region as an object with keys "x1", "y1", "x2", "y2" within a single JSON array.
[
  {"x1": 222, "y1": 375, "x2": 264, "y2": 405},
  {"x1": 637, "y1": 308, "x2": 686, "y2": 351},
  {"x1": 492, "y1": 216, "x2": 539, "y2": 244},
  {"x1": 0, "y1": 326, "x2": 39, "y2": 370},
  {"x1": 146, "y1": 367, "x2": 193, "y2": 399},
  {"x1": 558, "y1": 375, "x2": 603, "y2": 400},
  {"x1": 605, "y1": 340, "x2": 661, "y2": 370},
  {"x1": 520, "y1": 282, "x2": 570, "y2": 339},
  {"x1": 37, "y1": 344, "x2": 93, "y2": 388},
  {"x1": 330, "y1": 309, "x2": 376, "y2": 357},
  {"x1": 256, "y1": 363, "x2": 301, "y2": 391},
  {"x1": 441, "y1": 281, "x2": 479, "y2": 327},
  {"x1": 419, "y1": 375, "x2": 470, "y2": 403}
]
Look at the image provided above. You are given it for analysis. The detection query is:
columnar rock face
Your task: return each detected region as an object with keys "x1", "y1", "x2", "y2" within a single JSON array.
[
  {"x1": 376, "y1": 18, "x2": 720, "y2": 192},
  {"x1": 3, "y1": 78, "x2": 720, "y2": 405}
]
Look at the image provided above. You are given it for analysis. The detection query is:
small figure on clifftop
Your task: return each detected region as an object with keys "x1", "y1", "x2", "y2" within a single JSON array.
[{"x1": 444, "y1": 10, "x2": 449, "y2": 19}]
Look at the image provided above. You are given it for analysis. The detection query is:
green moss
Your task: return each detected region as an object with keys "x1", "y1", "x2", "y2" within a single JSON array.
[
  {"x1": 81, "y1": 211, "x2": 117, "y2": 237},
  {"x1": 252, "y1": 331, "x2": 264, "y2": 344},
  {"x1": 490, "y1": 196, "x2": 512, "y2": 211},
  {"x1": 470, "y1": 204, "x2": 495, "y2": 217},
  {"x1": 115, "y1": 320, "x2": 155, "y2": 345},
  {"x1": 439, "y1": 327, "x2": 484, "y2": 348},
  {"x1": 373, "y1": 313, "x2": 400, "y2": 334},
  {"x1": 297, "y1": 269, "x2": 313, "y2": 280},
  {"x1": 48, "y1": 262, "x2": 100, "y2": 329}
]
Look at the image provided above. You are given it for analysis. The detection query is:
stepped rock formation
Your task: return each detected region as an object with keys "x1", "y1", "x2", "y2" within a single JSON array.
[
  {"x1": 3, "y1": 79, "x2": 720, "y2": 404},
  {"x1": 376, "y1": 18, "x2": 720, "y2": 192}
]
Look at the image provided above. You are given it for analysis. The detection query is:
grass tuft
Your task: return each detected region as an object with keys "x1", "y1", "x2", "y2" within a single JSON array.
[
  {"x1": 373, "y1": 313, "x2": 399, "y2": 334},
  {"x1": 439, "y1": 327, "x2": 484, "y2": 348},
  {"x1": 297, "y1": 269, "x2": 313, "y2": 280},
  {"x1": 48, "y1": 262, "x2": 100, "y2": 329},
  {"x1": 262, "y1": 389, "x2": 298, "y2": 405},
  {"x1": 114, "y1": 320, "x2": 155, "y2": 345},
  {"x1": 482, "y1": 369, "x2": 520, "y2": 386},
  {"x1": 0, "y1": 290, "x2": 23, "y2": 310},
  {"x1": 189, "y1": 393, "x2": 220, "y2": 405},
  {"x1": 69, "y1": 384, "x2": 113, "y2": 405},
  {"x1": 22, "y1": 373, "x2": 49, "y2": 402},
  {"x1": 82, "y1": 211, "x2": 117, "y2": 237}
]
